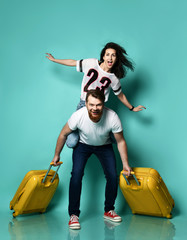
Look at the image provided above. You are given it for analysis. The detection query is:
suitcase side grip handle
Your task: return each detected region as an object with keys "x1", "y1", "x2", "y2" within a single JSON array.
[{"x1": 42, "y1": 162, "x2": 63, "y2": 183}]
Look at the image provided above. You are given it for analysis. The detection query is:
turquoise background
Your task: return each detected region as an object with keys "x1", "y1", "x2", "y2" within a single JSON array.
[{"x1": 1, "y1": 0, "x2": 187, "y2": 234}]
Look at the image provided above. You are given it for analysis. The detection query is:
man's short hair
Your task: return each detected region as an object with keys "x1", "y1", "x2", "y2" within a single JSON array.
[{"x1": 86, "y1": 89, "x2": 105, "y2": 103}]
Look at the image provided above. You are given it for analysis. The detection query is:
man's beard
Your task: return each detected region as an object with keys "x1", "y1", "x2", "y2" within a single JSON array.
[{"x1": 88, "y1": 110, "x2": 102, "y2": 122}]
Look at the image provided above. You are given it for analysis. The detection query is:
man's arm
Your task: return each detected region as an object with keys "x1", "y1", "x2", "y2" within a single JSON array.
[
  {"x1": 52, "y1": 123, "x2": 73, "y2": 165},
  {"x1": 113, "y1": 131, "x2": 132, "y2": 176},
  {"x1": 46, "y1": 53, "x2": 77, "y2": 66}
]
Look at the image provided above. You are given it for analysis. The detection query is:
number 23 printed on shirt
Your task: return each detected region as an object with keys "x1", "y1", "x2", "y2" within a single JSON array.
[{"x1": 84, "y1": 69, "x2": 112, "y2": 93}]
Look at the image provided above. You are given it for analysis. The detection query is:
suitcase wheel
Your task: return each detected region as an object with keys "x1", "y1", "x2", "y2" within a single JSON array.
[
  {"x1": 166, "y1": 213, "x2": 172, "y2": 219},
  {"x1": 40, "y1": 209, "x2": 46, "y2": 214},
  {"x1": 13, "y1": 211, "x2": 18, "y2": 218}
]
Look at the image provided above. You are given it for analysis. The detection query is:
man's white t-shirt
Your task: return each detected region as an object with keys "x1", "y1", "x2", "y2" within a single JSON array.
[
  {"x1": 76, "y1": 58, "x2": 122, "y2": 102},
  {"x1": 68, "y1": 107, "x2": 123, "y2": 146}
]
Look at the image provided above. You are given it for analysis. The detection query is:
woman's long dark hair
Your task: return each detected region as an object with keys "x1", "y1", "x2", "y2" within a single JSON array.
[{"x1": 100, "y1": 42, "x2": 134, "y2": 79}]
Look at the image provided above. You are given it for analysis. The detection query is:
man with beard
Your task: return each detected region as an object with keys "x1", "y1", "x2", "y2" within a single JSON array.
[{"x1": 51, "y1": 89, "x2": 131, "y2": 230}]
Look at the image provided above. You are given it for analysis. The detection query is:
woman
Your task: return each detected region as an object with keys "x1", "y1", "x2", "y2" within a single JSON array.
[{"x1": 46, "y1": 42, "x2": 146, "y2": 147}]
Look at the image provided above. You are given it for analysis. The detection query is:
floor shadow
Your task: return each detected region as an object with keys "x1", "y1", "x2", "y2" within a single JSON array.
[
  {"x1": 46, "y1": 185, "x2": 64, "y2": 213},
  {"x1": 126, "y1": 215, "x2": 176, "y2": 240}
]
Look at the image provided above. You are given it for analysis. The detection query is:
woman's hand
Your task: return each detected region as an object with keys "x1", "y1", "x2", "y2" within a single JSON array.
[
  {"x1": 46, "y1": 53, "x2": 55, "y2": 61},
  {"x1": 133, "y1": 105, "x2": 146, "y2": 112}
]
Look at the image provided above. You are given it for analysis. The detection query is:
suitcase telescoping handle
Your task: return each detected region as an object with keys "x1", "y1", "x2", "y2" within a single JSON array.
[
  {"x1": 42, "y1": 162, "x2": 63, "y2": 183},
  {"x1": 123, "y1": 170, "x2": 140, "y2": 186}
]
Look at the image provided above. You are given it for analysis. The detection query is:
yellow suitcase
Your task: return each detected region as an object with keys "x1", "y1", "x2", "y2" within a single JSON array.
[
  {"x1": 10, "y1": 162, "x2": 62, "y2": 217},
  {"x1": 119, "y1": 167, "x2": 174, "y2": 218}
]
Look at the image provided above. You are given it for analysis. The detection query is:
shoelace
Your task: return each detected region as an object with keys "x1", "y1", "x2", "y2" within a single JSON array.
[
  {"x1": 108, "y1": 210, "x2": 117, "y2": 216},
  {"x1": 70, "y1": 215, "x2": 79, "y2": 222}
]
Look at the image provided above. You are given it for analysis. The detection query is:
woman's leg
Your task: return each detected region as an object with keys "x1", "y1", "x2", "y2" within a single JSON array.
[{"x1": 66, "y1": 100, "x2": 85, "y2": 148}]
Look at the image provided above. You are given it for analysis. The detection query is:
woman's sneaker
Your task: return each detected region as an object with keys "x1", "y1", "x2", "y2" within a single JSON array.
[
  {"x1": 68, "y1": 215, "x2": 81, "y2": 230},
  {"x1": 104, "y1": 210, "x2": 122, "y2": 222}
]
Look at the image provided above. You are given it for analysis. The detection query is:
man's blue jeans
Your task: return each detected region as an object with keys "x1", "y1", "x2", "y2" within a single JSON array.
[{"x1": 68, "y1": 142, "x2": 118, "y2": 217}]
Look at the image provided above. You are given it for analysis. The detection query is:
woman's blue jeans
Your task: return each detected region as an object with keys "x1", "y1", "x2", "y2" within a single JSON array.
[
  {"x1": 68, "y1": 142, "x2": 118, "y2": 217},
  {"x1": 66, "y1": 100, "x2": 85, "y2": 148}
]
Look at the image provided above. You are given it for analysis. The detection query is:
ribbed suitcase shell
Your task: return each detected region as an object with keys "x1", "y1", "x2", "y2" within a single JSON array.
[
  {"x1": 119, "y1": 168, "x2": 174, "y2": 218},
  {"x1": 10, "y1": 169, "x2": 59, "y2": 217}
]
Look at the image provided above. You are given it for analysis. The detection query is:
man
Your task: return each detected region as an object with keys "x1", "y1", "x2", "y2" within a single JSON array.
[{"x1": 52, "y1": 89, "x2": 131, "y2": 230}]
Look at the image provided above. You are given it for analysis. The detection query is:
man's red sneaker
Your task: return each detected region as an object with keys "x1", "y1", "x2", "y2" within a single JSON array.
[
  {"x1": 68, "y1": 215, "x2": 81, "y2": 229},
  {"x1": 104, "y1": 210, "x2": 122, "y2": 222}
]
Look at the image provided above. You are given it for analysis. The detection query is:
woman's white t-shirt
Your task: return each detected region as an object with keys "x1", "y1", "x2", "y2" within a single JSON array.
[{"x1": 76, "y1": 58, "x2": 122, "y2": 102}]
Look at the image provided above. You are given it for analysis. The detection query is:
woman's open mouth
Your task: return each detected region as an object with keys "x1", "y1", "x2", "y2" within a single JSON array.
[{"x1": 108, "y1": 61, "x2": 113, "y2": 67}]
